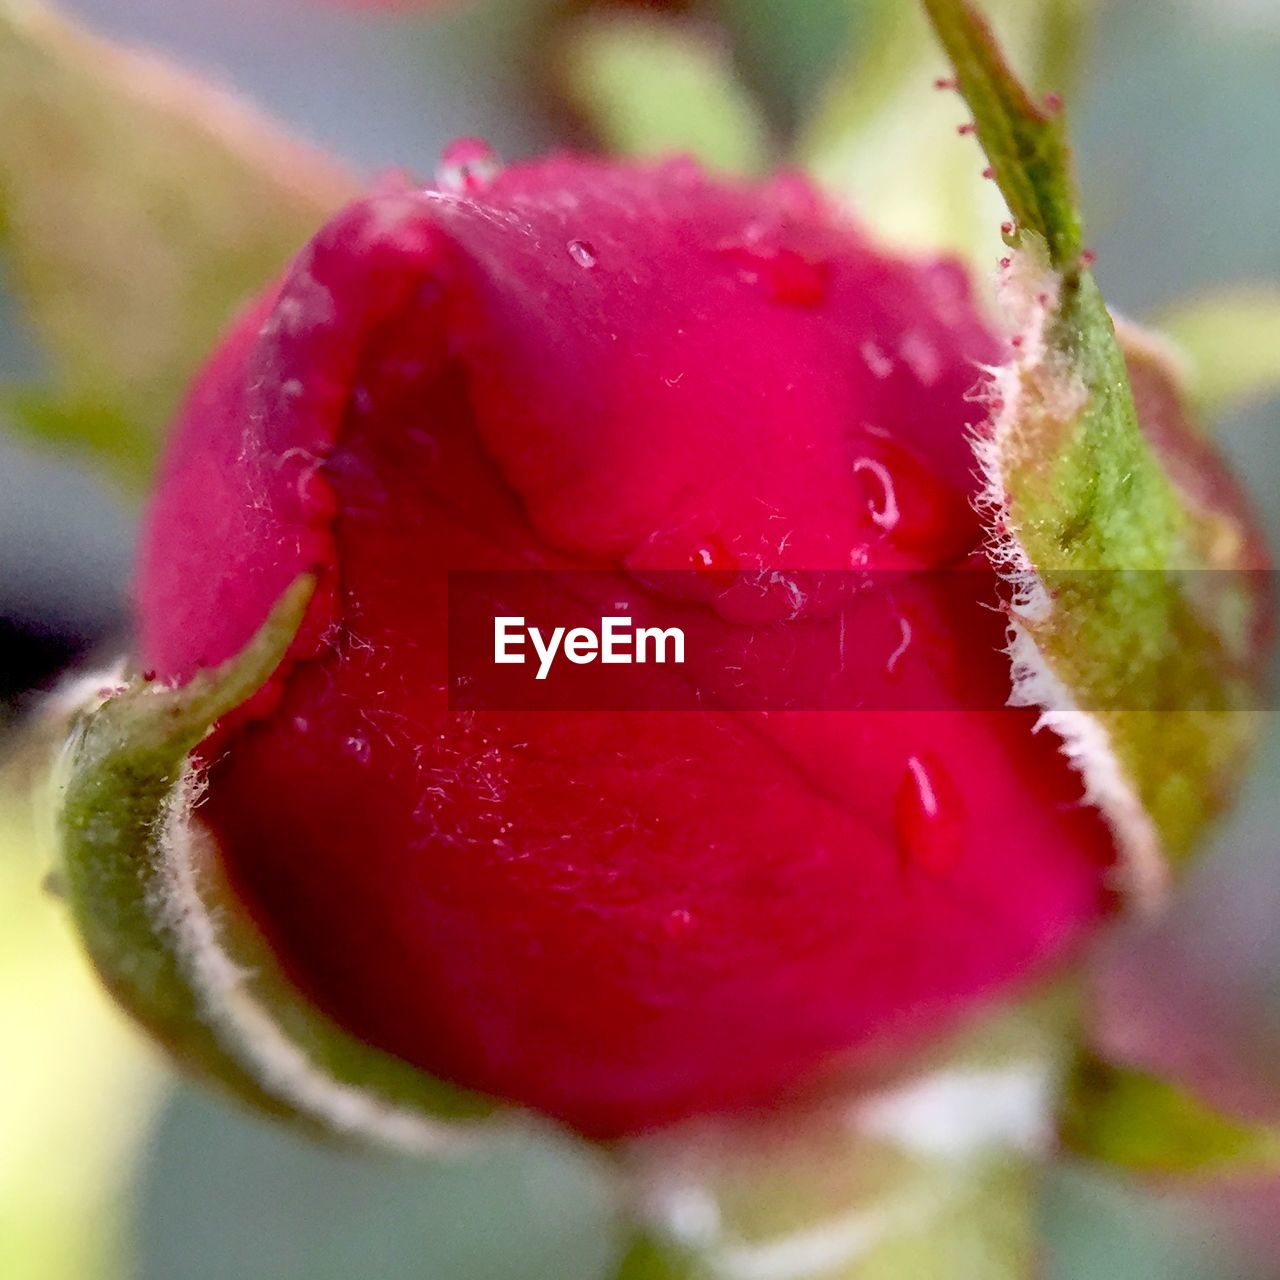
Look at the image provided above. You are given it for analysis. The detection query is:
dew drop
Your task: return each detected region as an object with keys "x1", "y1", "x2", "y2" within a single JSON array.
[
  {"x1": 343, "y1": 735, "x2": 371, "y2": 764},
  {"x1": 567, "y1": 238, "x2": 598, "y2": 269},
  {"x1": 851, "y1": 438, "x2": 971, "y2": 557},
  {"x1": 766, "y1": 249, "x2": 830, "y2": 308},
  {"x1": 896, "y1": 754, "x2": 965, "y2": 876},
  {"x1": 435, "y1": 137, "x2": 502, "y2": 195},
  {"x1": 689, "y1": 536, "x2": 738, "y2": 573},
  {"x1": 718, "y1": 240, "x2": 830, "y2": 308}
]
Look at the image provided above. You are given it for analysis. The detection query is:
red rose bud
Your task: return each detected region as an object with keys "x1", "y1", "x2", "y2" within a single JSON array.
[
  {"x1": 121, "y1": 150, "x2": 1114, "y2": 1139},
  {"x1": 110, "y1": 151, "x2": 1250, "y2": 1140}
]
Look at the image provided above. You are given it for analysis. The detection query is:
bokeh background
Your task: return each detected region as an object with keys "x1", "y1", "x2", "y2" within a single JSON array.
[{"x1": 2, "y1": 1, "x2": 1278, "y2": 1277}]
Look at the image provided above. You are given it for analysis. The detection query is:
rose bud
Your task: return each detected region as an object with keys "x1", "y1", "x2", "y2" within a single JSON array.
[{"x1": 70, "y1": 149, "x2": 1262, "y2": 1143}]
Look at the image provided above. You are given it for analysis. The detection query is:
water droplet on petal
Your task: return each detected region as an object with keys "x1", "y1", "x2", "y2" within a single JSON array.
[
  {"x1": 766, "y1": 249, "x2": 830, "y2": 308},
  {"x1": 896, "y1": 754, "x2": 965, "y2": 875},
  {"x1": 690, "y1": 536, "x2": 738, "y2": 573},
  {"x1": 343, "y1": 735, "x2": 371, "y2": 764},
  {"x1": 567, "y1": 239, "x2": 598, "y2": 269},
  {"x1": 435, "y1": 138, "x2": 502, "y2": 195},
  {"x1": 851, "y1": 436, "x2": 972, "y2": 558},
  {"x1": 718, "y1": 240, "x2": 830, "y2": 308}
]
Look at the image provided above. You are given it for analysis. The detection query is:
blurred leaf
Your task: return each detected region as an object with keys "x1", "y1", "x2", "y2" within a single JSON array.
[
  {"x1": 0, "y1": 0, "x2": 358, "y2": 489},
  {"x1": 618, "y1": 993, "x2": 1075, "y2": 1278},
  {"x1": 715, "y1": 0, "x2": 854, "y2": 129},
  {"x1": 554, "y1": 12, "x2": 771, "y2": 174},
  {"x1": 798, "y1": 0, "x2": 1097, "y2": 270},
  {"x1": 132, "y1": 1085, "x2": 614, "y2": 1280},
  {"x1": 611, "y1": 1233, "x2": 698, "y2": 1280},
  {"x1": 0, "y1": 752, "x2": 162, "y2": 1280},
  {"x1": 1062, "y1": 1060, "x2": 1280, "y2": 1176},
  {"x1": 1157, "y1": 288, "x2": 1280, "y2": 418},
  {"x1": 925, "y1": 0, "x2": 1267, "y2": 899},
  {"x1": 1042, "y1": 1161, "x2": 1273, "y2": 1280}
]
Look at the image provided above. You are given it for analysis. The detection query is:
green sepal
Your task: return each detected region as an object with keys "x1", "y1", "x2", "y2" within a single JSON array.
[
  {"x1": 1157, "y1": 286, "x2": 1280, "y2": 419},
  {"x1": 923, "y1": 0, "x2": 1268, "y2": 894},
  {"x1": 0, "y1": 0, "x2": 357, "y2": 489},
  {"x1": 56, "y1": 577, "x2": 502, "y2": 1146},
  {"x1": 553, "y1": 11, "x2": 772, "y2": 176},
  {"x1": 1062, "y1": 1057, "x2": 1280, "y2": 1177}
]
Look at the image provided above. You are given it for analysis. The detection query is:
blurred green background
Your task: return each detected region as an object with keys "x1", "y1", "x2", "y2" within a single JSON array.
[{"x1": 1, "y1": 1, "x2": 1278, "y2": 1277}]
